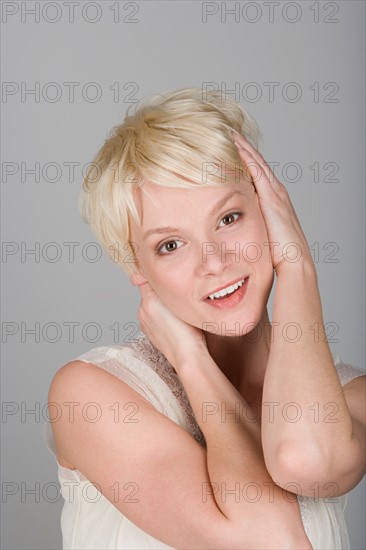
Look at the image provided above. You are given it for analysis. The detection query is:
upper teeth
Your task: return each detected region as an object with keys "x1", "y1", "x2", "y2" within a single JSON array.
[{"x1": 208, "y1": 278, "x2": 245, "y2": 300}]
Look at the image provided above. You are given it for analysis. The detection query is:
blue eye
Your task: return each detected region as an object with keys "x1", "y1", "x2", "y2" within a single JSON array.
[
  {"x1": 219, "y1": 211, "x2": 243, "y2": 227},
  {"x1": 156, "y1": 239, "x2": 184, "y2": 256}
]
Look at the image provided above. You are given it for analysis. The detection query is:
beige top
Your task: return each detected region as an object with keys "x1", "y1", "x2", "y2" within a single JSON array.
[{"x1": 43, "y1": 334, "x2": 365, "y2": 549}]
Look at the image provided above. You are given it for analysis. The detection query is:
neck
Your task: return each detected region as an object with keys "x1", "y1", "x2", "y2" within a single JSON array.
[{"x1": 204, "y1": 308, "x2": 271, "y2": 397}]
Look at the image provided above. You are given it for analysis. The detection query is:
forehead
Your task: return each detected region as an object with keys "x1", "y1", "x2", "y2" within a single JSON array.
[{"x1": 133, "y1": 178, "x2": 253, "y2": 227}]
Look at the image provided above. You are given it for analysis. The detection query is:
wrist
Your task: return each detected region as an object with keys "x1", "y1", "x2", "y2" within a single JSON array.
[
  {"x1": 275, "y1": 256, "x2": 317, "y2": 280},
  {"x1": 173, "y1": 343, "x2": 212, "y2": 373},
  {"x1": 173, "y1": 345, "x2": 217, "y2": 379}
]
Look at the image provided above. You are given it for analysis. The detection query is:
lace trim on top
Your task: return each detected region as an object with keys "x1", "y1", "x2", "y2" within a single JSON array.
[
  {"x1": 297, "y1": 495, "x2": 312, "y2": 531},
  {"x1": 129, "y1": 334, "x2": 207, "y2": 448},
  {"x1": 331, "y1": 354, "x2": 365, "y2": 386},
  {"x1": 128, "y1": 335, "x2": 365, "y2": 450}
]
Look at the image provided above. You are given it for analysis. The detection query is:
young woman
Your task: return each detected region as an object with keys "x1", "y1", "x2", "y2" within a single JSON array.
[{"x1": 43, "y1": 88, "x2": 365, "y2": 549}]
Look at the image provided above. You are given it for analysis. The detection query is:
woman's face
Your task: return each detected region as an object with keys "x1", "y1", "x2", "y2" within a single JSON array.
[{"x1": 129, "y1": 176, "x2": 274, "y2": 336}]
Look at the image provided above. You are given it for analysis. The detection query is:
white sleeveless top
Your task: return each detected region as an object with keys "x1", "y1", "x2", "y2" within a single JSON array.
[{"x1": 43, "y1": 334, "x2": 365, "y2": 550}]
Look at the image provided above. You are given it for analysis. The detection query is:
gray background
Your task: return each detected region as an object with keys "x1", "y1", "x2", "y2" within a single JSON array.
[{"x1": 1, "y1": 1, "x2": 365, "y2": 548}]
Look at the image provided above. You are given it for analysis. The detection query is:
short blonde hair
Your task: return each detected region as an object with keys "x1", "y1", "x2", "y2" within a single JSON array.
[{"x1": 78, "y1": 87, "x2": 261, "y2": 276}]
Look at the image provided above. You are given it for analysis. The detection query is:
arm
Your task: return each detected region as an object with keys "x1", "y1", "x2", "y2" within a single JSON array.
[
  {"x1": 175, "y1": 347, "x2": 312, "y2": 548},
  {"x1": 49, "y1": 354, "x2": 311, "y2": 550},
  {"x1": 262, "y1": 262, "x2": 365, "y2": 496},
  {"x1": 233, "y1": 132, "x2": 366, "y2": 496}
]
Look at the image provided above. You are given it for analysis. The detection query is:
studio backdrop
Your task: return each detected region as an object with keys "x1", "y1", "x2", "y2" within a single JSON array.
[{"x1": 1, "y1": 1, "x2": 365, "y2": 549}]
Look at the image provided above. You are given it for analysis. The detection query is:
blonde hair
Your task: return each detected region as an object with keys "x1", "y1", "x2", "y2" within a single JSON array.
[{"x1": 78, "y1": 87, "x2": 261, "y2": 276}]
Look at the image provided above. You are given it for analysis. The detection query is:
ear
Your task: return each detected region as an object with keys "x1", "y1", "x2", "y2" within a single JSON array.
[{"x1": 130, "y1": 269, "x2": 148, "y2": 286}]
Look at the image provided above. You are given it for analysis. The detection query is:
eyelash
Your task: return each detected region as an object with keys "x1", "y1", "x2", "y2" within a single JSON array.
[{"x1": 155, "y1": 210, "x2": 244, "y2": 256}]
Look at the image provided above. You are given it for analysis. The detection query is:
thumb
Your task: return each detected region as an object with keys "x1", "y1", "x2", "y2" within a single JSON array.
[{"x1": 137, "y1": 280, "x2": 156, "y2": 298}]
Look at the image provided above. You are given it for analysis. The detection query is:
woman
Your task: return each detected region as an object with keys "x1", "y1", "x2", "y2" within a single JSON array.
[{"x1": 43, "y1": 88, "x2": 365, "y2": 549}]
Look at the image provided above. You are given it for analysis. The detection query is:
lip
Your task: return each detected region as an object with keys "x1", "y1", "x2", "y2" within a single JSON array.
[
  {"x1": 202, "y1": 275, "x2": 249, "y2": 301},
  {"x1": 204, "y1": 277, "x2": 249, "y2": 309}
]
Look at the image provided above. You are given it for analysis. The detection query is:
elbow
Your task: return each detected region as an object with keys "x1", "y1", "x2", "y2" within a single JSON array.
[
  {"x1": 266, "y1": 442, "x2": 330, "y2": 495},
  {"x1": 267, "y1": 437, "x2": 366, "y2": 497}
]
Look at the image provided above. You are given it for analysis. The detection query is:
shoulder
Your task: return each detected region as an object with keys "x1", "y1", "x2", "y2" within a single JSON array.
[
  {"x1": 47, "y1": 353, "x2": 159, "y2": 468},
  {"x1": 48, "y1": 349, "x2": 155, "y2": 410},
  {"x1": 46, "y1": 338, "x2": 193, "y2": 467},
  {"x1": 48, "y1": 343, "x2": 137, "y2": 387}
]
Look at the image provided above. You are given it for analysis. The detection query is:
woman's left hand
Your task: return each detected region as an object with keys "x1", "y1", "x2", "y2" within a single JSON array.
[{"x1": 233, "y1": 132, "x2": 315, "y2": 276}]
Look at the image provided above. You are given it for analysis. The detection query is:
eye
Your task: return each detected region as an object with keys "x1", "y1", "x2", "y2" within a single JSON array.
[
  {"x1": 156, "y1": 239, "x2": 184, "y2": 256},
  {"x1": 219, "y1": 211, "x2": 243, "y2": 227}
]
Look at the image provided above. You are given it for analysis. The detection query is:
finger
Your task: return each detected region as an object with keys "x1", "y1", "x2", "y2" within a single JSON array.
[
  {"x1": 137, "y1": 281, "x2": 151, "y2": 302},
  {"x1": 232, "y1": 131, "x2": 261, "y2": 160},
  {"x1": 138, "y1": 321, "x2": 148, "y2": 339},
  {"x1": 236, "y1": 147, "x2": 274, "y2": 195},
  {"x1": 234, "y1": 137, "x2": 273, "y2": 183},
  {"x1": 232, "y1": 132, "x2": 277, "y2": 188},
  {"x1": 232, "y1": 131, "x2": 255, "y2": 153},
  {"x1": 137, "y1": 280, "x2": 152, "y2": 293},
  {"x1": 137, "y1": 280, "x2": 158, "y2": 301}
]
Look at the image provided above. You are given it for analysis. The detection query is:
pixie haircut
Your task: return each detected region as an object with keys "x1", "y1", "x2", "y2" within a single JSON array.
[{"x1": 78, "y1": 87, "x2": 261, "y2": 277}]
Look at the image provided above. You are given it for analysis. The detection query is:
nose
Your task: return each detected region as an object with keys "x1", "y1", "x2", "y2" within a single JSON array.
[{"x1": 196, "y1": 238, "x2": 240, "y2": 277}]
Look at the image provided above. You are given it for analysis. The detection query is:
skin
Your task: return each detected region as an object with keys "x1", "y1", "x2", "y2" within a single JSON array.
[
  {"x1": 129, "y1": 169, "x2": 274, "y2": 407},
  {"x1": 47, "y1": 134, "x2": 364, "y2": 550},
  {"x1": 129, "y1": 132, "x2": 365, "y2": 494}
]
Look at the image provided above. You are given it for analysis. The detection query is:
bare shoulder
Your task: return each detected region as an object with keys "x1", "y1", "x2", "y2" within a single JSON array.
[
  {"x1": 46, "y1": 358, "x2": 240, "y2": 549},
  {"x1": 47, "y1": 359, "x2": 156, "y2": 468},
  {"x1": 49, "y1": 358, "x2": 156, "y2": 409},
  {"x1": 45, "y1": 358, "x2": 311, "y2": 549},
  {"x1": 47, "y1": 356, "x2": 157, "y2": 423}
]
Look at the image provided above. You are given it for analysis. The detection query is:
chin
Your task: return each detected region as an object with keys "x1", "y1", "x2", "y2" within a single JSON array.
[{"x1": 198, "y1": 305, "x2": 263, "y2": 339}]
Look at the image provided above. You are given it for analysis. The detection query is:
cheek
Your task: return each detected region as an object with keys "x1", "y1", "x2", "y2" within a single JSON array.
[
  {"x1": 245, "y1": 218, "x2": 274, "y2": 303},
  {"x1": 153, "y1": 270, "x2": 196, "y2": 311},
  {"x1": 241, "y1": 218, "x2": 269, "y2": 261},
  {"x1": 134, "y1": 245, "x2": 167, "y2": 281},
  {"x1": 249, "y1": 204, "x2": 270, "y2": 258},
  {"x1": 252, "y1": 200, "x2": 268, "y2": 237},
  {"x1": 147, "y1": 268, "x2": 186, "y2": 302}
]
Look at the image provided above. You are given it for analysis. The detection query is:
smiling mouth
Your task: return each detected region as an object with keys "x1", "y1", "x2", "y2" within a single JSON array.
[
  {"x1": 204, "y1": 276, "x2": 249, "y2": 301},
  {"x1": 204, "y1": 276, "x2": 249, "y2": 309}
]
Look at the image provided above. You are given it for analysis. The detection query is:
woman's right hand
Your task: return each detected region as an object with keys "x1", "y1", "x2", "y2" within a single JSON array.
[{"x1": 136, "y1": 280, "x2": 208, "y2": 368}]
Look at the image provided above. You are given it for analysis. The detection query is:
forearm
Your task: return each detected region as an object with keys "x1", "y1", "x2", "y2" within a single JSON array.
[
  {"x1": 261, "y1": 261, "x2": 359, "y2": 491},
  {"x1": 175, "y1": 351, "x2": 311, "y2": 548}
]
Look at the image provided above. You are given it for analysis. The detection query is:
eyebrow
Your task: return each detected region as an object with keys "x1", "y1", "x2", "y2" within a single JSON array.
[{"x1": 142, "y1": 189, "x2": 245, "y2": 240}]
